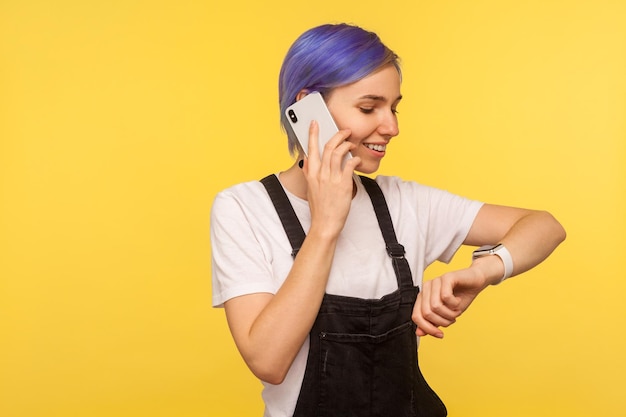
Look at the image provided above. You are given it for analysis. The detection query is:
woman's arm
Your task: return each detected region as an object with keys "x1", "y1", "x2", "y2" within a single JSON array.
[
  {"x1": 224, "y1": 228, "x2": 340, "y2": 385},
  {"x1": 223, "y1": 123, "x2": 361, "y2": 385},
  {"x1": 412, "y1": 204, "x2": 566, "y2": 338}
]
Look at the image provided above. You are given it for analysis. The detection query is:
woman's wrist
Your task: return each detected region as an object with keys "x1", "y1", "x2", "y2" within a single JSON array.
[
  {"x1": 471, "y1": 255, "x2": 506, "y2": 286},
  {"x1": 472, "y1": 243, "x2": 515, "y2": 284}
]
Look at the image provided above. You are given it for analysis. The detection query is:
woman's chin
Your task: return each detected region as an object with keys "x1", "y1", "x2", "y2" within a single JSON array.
[{"x1": 354, "y1": 161, "x2": 381, "y2": 175}]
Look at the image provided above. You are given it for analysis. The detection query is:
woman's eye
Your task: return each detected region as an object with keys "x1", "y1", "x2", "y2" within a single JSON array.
[{"x1": 359, "y1": 108, "x2": 374, "y2": 114}]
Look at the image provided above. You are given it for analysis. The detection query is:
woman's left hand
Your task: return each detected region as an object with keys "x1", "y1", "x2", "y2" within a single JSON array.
[{"x1": 411, "y1": 265, "x2": 491, "y2": 338}]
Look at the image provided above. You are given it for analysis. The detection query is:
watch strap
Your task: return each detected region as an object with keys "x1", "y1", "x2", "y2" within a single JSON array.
[{"x1": 473, "y1": 244, "x2": 514, "y2": 283}]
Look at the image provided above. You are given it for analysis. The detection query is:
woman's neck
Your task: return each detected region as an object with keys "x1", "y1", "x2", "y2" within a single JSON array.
[{"x1": 278, "y1": 160, "x2": 308, "y2": 200}]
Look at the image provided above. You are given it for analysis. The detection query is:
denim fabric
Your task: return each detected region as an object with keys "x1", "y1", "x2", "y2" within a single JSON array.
[{"x1": 293, "y1": 275, "x2": 446, "y2": 417}]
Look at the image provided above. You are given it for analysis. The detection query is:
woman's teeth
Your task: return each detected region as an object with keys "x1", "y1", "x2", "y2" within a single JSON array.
[{"x1": 365, "y1": 144, "x2": 386, "y2": 152}]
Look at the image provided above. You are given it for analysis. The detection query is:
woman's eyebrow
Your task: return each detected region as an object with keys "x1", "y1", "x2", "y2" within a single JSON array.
[{"x1": 358, "y1": 94, "x2": 403, "y2": 103}]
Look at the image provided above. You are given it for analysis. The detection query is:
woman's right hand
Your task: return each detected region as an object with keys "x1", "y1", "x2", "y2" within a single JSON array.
[{"x1": 302, "y1": 120, "x2": 361, "y2": 238}]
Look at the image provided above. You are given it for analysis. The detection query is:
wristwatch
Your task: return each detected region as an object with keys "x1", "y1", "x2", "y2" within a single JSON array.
[{"x1": 472, "y1": 243, "x2": 514, "y2": 282}]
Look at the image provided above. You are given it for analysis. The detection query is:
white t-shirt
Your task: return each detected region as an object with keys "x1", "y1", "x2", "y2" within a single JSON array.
[{"x1": 211, "y1": 174, "x2": 483, "y2": 417}]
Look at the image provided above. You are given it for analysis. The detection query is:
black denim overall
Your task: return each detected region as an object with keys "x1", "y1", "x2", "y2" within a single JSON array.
[{"x1": 261, "y1": 174, "x2": 447, "y2": 417}]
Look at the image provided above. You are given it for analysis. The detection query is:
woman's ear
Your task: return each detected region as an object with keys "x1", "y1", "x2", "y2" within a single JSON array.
[{"x1": 295, "y1": 89, "x2": 309, "y2": 101}]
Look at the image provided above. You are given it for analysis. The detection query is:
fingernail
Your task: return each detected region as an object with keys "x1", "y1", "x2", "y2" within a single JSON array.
[{"x1": 298, "y1": 160, "x2": 304, "y2": 169}]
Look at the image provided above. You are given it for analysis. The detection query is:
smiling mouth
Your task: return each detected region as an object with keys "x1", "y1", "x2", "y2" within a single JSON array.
[{"x1": 365, "y1": 143, "x2": 386, "y2": 152}]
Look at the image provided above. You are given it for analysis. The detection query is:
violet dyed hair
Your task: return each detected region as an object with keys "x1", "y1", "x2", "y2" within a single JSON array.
[{"x1": 279, "y1": 23, "x2": 401, "y2": 156}]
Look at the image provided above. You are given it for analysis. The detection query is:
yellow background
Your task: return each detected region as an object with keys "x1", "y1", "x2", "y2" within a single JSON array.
[{"x1": 1, "y1": 1, "x2": 624, "y2": 416}]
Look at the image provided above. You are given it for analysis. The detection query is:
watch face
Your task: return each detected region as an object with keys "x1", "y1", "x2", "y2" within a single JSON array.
[{"x1": 472, "y1": 244, "x2": 502, "y2": 259}]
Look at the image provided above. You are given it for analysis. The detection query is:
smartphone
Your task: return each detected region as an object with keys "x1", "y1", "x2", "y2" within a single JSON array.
[{"x1": 285, "y1": 92, "x2": 351, "y2": 162}]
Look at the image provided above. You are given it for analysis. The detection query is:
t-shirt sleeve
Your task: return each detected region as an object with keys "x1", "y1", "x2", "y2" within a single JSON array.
[
  {"x1": 420, "y1": 186, "x2": 483, "y2": 264},
  {"x1": 210, "y1": 189, "x2": 276, "y2": 308}
]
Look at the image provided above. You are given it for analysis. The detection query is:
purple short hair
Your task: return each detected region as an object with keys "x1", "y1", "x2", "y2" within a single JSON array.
[{"x1": 279, "y1": 23, "x2": 401, "y2": 156}]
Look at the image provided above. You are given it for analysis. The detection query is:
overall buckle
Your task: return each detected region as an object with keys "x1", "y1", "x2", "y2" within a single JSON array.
[{"x1": 386, "y1": 243, "x2": 405, "y2": 259}]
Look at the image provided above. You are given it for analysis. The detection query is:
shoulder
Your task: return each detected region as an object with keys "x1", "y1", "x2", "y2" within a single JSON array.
[
  {"x1": 370, "y1": 174, "x2": 483, "y2": 219},
  {"x1": 213, "y1": 179, "x2": 269, "y2": 204},
  {"x1": 371, "y1": 174, "x2": 444, "y2": 202},
  {"x1": 210, "y1": 177, "x2": 287, "y2": 238},
  {"x1": 212, "y1": 179, "x2": 273, "y2": 216}
]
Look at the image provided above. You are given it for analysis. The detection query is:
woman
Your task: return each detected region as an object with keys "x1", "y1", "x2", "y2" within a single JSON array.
[{"x1": 211, "y1": 23, "x2": 565, "y2": 417}]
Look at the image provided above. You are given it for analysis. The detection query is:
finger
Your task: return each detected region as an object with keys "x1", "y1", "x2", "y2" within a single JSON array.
[
  {"x1": 440, "y1": 274, "x2": 463, "y2": 312},
  {"x1": 320, "y1": 129, "x2": 352, "y2": 177},
  {"x1": 428, "y1": 278, "x2": 459, "y2": 322},
  {"x1": 329, "y1": 140, "x2": 356, "y2": 175},
  {"x1": 306, "y1": 120, "x2": 321, "y2": 173},
  {"x1": 415, "y1": 315, "x2": 444, "y2": 338},
  {"x1": 326, "y1": 128, "x2": 352, "y2": 152},
  {"x1": 420, "y1": 280, "x2": 456, "y2": 328},
  {"x1": 343, "y1": 154, "x2": 361, "y2": 175},
  {"x1": 412, "y1": 285, "x2": 444, "y2": 339}
]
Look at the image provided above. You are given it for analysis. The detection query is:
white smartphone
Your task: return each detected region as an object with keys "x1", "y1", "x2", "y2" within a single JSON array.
[{"x1": 285, "y1": 92, "x2": 351, "y2": 162}]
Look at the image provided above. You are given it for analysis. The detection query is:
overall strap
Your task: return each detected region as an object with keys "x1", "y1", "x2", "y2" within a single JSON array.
[
  {"x1": 360, "y1": 175, "x2": 414, "y2": 290},
  {"x1": 260, "y1": 174, "x2": 305, "y2": 258}
]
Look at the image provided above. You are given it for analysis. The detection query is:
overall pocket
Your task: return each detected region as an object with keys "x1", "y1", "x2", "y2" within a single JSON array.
[{"x1": 317, "y1": 321, "x2": 419, "y2": 417}]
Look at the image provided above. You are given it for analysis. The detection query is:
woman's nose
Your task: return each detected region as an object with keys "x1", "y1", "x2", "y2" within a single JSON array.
[{"x1": 378, "y1": 112, "x2": 399, "y2": 137}]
